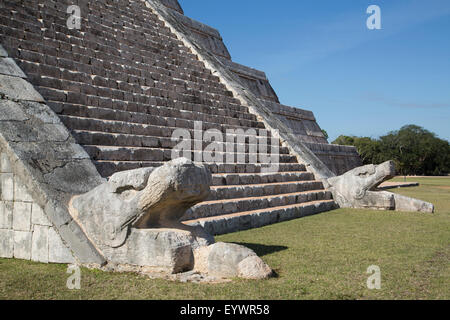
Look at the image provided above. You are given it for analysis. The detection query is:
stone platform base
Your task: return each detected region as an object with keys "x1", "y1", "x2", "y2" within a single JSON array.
[
  {"x1": 100, "y1": 227, "x2": 214, "y2": 274},
  {"x1": 92, "y1": 227, "x2": 273, "y2": 281},
  {"x1": 378, "y1": 181, "x2": 420, "y2": 190}
]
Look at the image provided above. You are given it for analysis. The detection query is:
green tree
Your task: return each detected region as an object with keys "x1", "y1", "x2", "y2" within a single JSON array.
[
  {"x1": 332, "y1": 125, "x2": 450, "y2": 176},
  {"x1": 321, "y1": 129, "x2": 329, "y2": 140},
  {"x1": 332, "y1": 135, "x2": 356, "y2": 146}
]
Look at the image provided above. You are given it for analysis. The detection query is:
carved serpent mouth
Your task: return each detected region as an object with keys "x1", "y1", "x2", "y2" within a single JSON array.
[
  {"x1": 351, "y1": 161, "x2": 396, "y2": 200},
  {"x1": 70, "y1": 158, "x2": 212, "y2": 249},
  {"x1": 352, "y1": 161, "x2": 396, "y2": 191},
  {"x1": 368, "y1": 161, "x2": 396, "y2": 190},
  {"x1": 133, "y1": 179, "x2": 211, "y2": 229},
  {"x1": 132, "y1": 200, "x2": 199, "y2": 229}
]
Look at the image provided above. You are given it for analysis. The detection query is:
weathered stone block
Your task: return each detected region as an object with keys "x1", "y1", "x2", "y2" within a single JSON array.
[
  {"x1": 20, "y1": 101, "x2": 61, "y2": 124},
  {"x1": 0, "y1": 58, "x2": 27, "y2": 78},
  {"x1": 31, "y1": 225, "x2": 49, "y2": 263},
  {"x1": 31, "y1": 203, "x2": 51, "y2": 226},
  {"x1": 0, "y1": 173, "x2": 14, "y2": 201},
  {"x1": 0, "y1": 153, "x2": 12, "y2": 173},
  {"x1": 13, "y1": 202, "x2": 32, "y2": 231},
  {"x1": 43, "y1": 200, "x2": 72, "y2": 228},
  {"x1": 0, "y1": 74, "x2": 45, "y2": 102},
  {"x1": 102, "y1": 227, "x2": 214, "y2": 274},
  {"x1": 14, "y1": 178, "x2": 33, "y2": 202},
  {"x1": 193, "y1": 242, "x2": 272, "y2": 279},
  {"x1": 0, "y1": 100, "x2": 29, "y2": 121},
  {"x1": 48, "y1": 227, "x2": 75, "y2": 264},
  {"x1": 238, "y1": 255, "x2": 273, "y2": 280},
  {"x1": 0, "y1": 201, "x2": 13, "y2": 229},
  {"x1": 14, "y1": 230, "x2": 32, "y2": 260},
  {"x1": 393, "y1": 193, "x2": 435, "y2": 213},
  {"x1": 206, "y1": 242, "x2": 255, "y2": 278},
  {"x1": 58, "y1": 220, "x2": 105, "y2": 265},
  {"x1": 42, "y1": 159, "x2": 103, "y2": 196},
  {"x1": 0, "y1": 229, "x2": 14, "y2": 258},
  {"x1": 0, "y1": 45, "x2": 7, "y2": 57}
]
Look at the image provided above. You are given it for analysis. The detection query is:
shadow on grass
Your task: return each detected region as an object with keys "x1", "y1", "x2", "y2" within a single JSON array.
[{"x1": 231, "y1": 242, "x2": 288, "y2": 257}]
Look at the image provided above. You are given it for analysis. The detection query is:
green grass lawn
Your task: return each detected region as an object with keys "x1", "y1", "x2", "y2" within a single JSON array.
[{"x1": 1, "y1": 177, "x2": 449, "y2": 300}]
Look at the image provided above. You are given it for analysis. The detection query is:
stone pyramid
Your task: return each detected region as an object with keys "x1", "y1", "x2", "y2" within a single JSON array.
[{"x1": 0, "y1": 0, "x2": 364, "y2": 265}]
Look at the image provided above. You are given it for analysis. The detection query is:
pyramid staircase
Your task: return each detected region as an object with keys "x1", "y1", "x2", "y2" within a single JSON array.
[{"x1": 0, "y1": 0, "x2": 336, "y2": 235}]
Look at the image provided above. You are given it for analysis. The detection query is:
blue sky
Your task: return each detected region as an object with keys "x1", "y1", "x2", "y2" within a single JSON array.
[{"x1": 179, "y1": 0, "x2": 450, "y2": 142}]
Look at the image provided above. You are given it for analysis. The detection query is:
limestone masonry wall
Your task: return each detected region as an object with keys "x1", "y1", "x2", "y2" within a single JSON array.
[
  {"x1": 303, "y1": 143, "x2": 362, "y2": 176},
  {"x1": 0, "y1": 150, "x2": 75, "y2": 263},
  {"x1": 0, "y1": 42, "x2": 105, "y2": 264}
]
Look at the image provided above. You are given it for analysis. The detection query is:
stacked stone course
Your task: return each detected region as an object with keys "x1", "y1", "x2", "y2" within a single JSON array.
[{"x1": 0, "y1": 151, "x2": 75, "y2": 263}]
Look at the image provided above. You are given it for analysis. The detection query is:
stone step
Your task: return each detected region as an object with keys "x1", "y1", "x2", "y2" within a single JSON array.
[
  {"x1": 93, "y1": 160, "x2": 307, "y2": 177},
  {"x1": 32, "y1": 63, "x2": 242, "y2": 109},
  {"x1": 72, "y1": 130, "x2": 289, "y2": 154},
  {"x1": 0, "y1": 1, "x2": 252, "y2": 116},
  {"x1": 17, "y1": 2, "x2": 200, "y2": 69},
  {"x1": 59, "y1": 115, "x2": 272, "y2": 140},
  {"x1": 208, "y1": 181, "x2": 324, "y2": 201},
  {"x1": 183, "y1": 200, "x2": 337, "y2": 235},
  {"x1": 55, "y1": 100, "x2": 258, "y2": 124},
  {"x1": 211, "y1": 171, "x2": 314, "y2": 186},
  {"x1": 0, "y1": 24, "x2": 238, "y2": 108},
  {"x1": 2, "y1": 38, "x2": 248, "y2": 117},
  {"x1": 82, "y1": 145, "x2": 296, "y2": 163},
  {"x1": 184, "y1": 189, "x2": 332, "y2": 221}
]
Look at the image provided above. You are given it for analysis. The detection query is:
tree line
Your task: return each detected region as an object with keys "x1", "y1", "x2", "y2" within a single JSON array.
[{"x1": 332, "y1": 125, "x2": 450, "y2": 176}]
